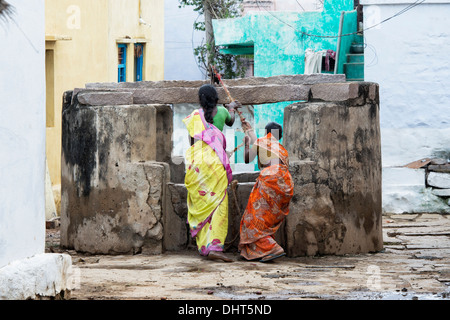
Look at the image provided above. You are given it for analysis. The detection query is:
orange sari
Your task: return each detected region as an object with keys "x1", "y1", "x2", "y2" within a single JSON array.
[{"x1": 239, "y1": 133, "x2": 294, "y2": 260}]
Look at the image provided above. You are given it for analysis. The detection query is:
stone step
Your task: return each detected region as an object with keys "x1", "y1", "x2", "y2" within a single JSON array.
[
  {"x1": 344, "y1": 62, "x2": 364, "y2": 81},
  {"x1": 428, "y1": 164, "x2": 450, "y2": 173},
  {"x1": 347, "y1": 54, "x2": 364, "y2": 63},
  {"x1": 354, "y1": 34, "x2": 364, "y2": 44},
  {"x1": 432, "y1": 189, "x2": 450, "y2": 197}
]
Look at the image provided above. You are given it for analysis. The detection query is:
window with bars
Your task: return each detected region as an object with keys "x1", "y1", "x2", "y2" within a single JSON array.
[
  {"x1": 134, "y1": 43, "x2": 144, "y2": 82},
  {"x1": 118, "y1": 44, "x2": 127, "y2": 82}
]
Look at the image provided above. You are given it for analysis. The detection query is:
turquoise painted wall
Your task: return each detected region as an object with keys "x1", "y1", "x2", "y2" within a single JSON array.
[
  {"x1": 213, "y1": 0, "x2": 355, "y2": 78},
  {"x1": 212, "y1": 0, "x2": 357, "y2": 167},
  {"x1": 337, "y1": 11, "x2": 359, "y2": 75}
]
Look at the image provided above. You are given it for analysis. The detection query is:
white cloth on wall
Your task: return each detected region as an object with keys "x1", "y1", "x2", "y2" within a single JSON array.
[{"x1": 304, "y1": 49, "x2": 325, "y2": 74}]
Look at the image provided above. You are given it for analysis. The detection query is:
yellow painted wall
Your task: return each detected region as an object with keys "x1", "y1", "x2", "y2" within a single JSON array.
[{"x1": 45, "y1": 0, "x2": 164, "y2": 209}]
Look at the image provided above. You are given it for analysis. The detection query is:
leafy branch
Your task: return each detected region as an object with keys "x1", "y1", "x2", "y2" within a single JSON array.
[
  {"x1": 0, "y1": 0, "x2": 14, "y2": 22},
  {"x1": 179, "y1": 0, "x2": 247, "y2": 79}
]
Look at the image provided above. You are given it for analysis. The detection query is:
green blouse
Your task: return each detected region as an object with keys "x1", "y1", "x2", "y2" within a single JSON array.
[{"x1": 212, "y1": 106, "x2": 232, "y2": 131}]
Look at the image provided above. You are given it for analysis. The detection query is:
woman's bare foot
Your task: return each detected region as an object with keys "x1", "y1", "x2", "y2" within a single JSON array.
[
  {"x1": 259, "y1": 251, "x2": 286, "y2": 263},
  {"x1": 207, "y1": 251, "x2": 234, "y2": 262}
]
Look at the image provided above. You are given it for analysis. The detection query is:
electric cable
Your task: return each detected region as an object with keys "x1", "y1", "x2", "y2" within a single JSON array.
[
  {"x1": 255, "y1": 0, "x2": 426, "y2": 38},
  {"x1": 294, "y1": 0, "x2": 306, "y2": 12}
]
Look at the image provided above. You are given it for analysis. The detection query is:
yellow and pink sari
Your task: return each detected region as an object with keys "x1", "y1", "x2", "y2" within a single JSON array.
[
  {"x1": 239, "y1": 133, "x2": 294, "y2": 261},
  {"x1": 183, "y1": 109, "x2": 232, "y2": 256}
]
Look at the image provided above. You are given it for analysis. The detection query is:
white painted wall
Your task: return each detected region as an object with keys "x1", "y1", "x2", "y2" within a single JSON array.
[
  {"x1": 361, "y1": 0, "x2": 450, "y2": 213},
  {"x1": 0, "y1": 0, "x2": 46, "y2": 268},
  {"x1": 242, "y1": 0, "x2": 322, "y2": 14},
  {"x1": 273, "y1": 0, "x2": 323, "y2": 11},
  {"x1": 164, "y1": 0, "x2": 206, "y2": 80}
]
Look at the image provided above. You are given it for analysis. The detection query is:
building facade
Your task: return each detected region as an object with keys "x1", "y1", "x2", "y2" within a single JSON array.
[
  {"x1": 0, "y1": 0, "x2": 72, "y2": 300},
  {"x1": 164, "y1": 0, "x2": 205, "y2": 80},
  {"x1": 45, "y1": 0, "x2": 165, "y2": 211},
  {"x1": 361, "y1": 0, "x2": 450, "y2": 213}
]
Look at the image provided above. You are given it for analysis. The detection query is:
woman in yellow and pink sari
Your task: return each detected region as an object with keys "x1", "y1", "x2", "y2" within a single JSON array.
[{"x1": 183, "y1": 84, "x2": 239, "y2": 262}]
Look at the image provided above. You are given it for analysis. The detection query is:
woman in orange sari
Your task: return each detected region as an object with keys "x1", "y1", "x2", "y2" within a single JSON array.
[{"x1": 239, "y1": 122, "x2": 294, "y2": 262}]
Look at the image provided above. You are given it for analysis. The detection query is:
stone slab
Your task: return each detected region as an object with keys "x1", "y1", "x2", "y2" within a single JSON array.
[
  {"x1": 428, "y1": 164, "x2": 450, "y2": 173},
  {"x1": 432, "y1": 188, "x2": 450, "y2": 197},
  {"x1": 85, "y1": 74, "x2": 346, "y2": 90},
  {"x1": 77, "y1": 91, "x2": 133, "y2": 106},
  {"x1": 79, "y1": 82, "x2": 375, "y2": 106},
  {"x1": 80, "y1": 78, "x2": 377, "y2": 107},
  {"x1": 132, "y1": 84, "x2": 311, "y2": 105},
  {"x1": 427, "y1": 172, "x2": 450, "y2": 189}
]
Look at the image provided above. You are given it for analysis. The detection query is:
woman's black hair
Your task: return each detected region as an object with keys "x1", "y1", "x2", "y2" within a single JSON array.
[
  {"x1": 265, "y1": 122, "x2": 283, "y2": 140},
  {"x1": 198, "y1": 84, "x2": 218, "y2": 124}
]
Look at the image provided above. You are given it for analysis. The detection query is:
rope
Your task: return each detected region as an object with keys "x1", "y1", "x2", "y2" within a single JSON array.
[{"x1": 225, "y1": 180, "x2": 243, "y2": 249}]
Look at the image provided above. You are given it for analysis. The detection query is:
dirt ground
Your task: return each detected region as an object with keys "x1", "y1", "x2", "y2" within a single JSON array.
[{"x1": 45, "y1": 214, "x2": 450, "y2": 300}]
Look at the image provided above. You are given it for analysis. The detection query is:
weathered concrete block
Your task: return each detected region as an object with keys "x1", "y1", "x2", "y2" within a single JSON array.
[
  {"x1": 310, "y1": 82, "x2": 360, "y2": 102},
  {"x1": 163, "y1": 183, "x2": 189, "y2": 251},
  {"x1": 284, "y1": 85, "x2": 382, "y2": 257},
  {"x1": 61, "y1": 160, "x2": 169, "y2": 255},
  {"x1": 61, "y1": 102, "x2": 171, "y2": 255},
  {"x1": 77, "y1": 91, "x2": 133, "y2": 106}
]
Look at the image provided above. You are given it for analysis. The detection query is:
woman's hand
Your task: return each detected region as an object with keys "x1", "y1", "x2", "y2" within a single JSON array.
[
  {"x1": 241, "y1": 120, "x2": 252, "y2": 132},
  {"x1": 242, "y1": 122, "x2": 257, "y2": 145},
  {"x1": 225, "y1": 100, "x2": 242, "y2": 112}
]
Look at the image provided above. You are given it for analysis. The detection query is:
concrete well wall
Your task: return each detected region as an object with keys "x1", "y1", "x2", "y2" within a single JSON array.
[
  {"x1": 61, "y1": 91, "x2": 171, "y2": 254},
  {"x1": 284, "y1": 82, "x2": 382, "y2": 256}
]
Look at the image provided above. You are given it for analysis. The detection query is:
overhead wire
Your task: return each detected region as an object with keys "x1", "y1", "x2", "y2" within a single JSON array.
[
  {"x1": 255, "y1": 0, "x2": 426, "y2": 38},
  {"x1": 192, "y1": 13, "x2": 208, "y2": 78},
  {"x1": 293, "y1": 0, "x2": 306, "y2": 12},
  {"x1": 187, "y1": 0, "x2": 425, "y2": 77}
]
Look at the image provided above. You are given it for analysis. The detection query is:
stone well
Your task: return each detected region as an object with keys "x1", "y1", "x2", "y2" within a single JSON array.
[{"x1": 61, "y1": 75, "x2": 382, "y2": 257}]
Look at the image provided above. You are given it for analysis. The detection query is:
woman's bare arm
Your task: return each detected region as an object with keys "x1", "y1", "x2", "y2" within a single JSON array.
[{"x1": 244, "y1": 136, "x2": 257, "y2": 164}]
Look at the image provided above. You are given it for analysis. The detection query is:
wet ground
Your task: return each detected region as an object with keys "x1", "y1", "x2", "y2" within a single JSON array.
[{"x1": 46, "y1": 214, "x2": 450, "y2": 300}]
